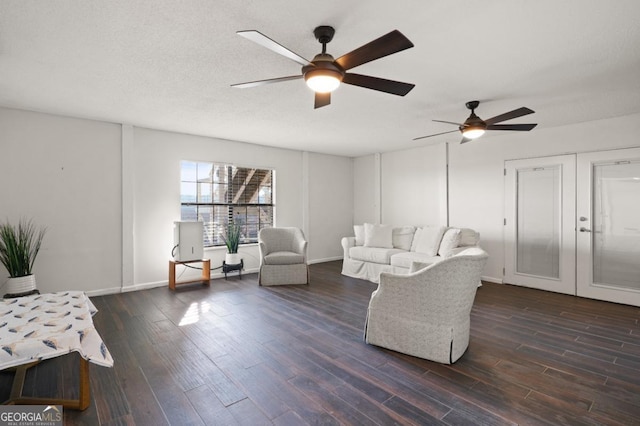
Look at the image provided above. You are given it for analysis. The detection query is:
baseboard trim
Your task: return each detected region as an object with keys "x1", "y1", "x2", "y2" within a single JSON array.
[
  {"x1": 481, "y1": 275, "x2": 503, "y2": 284},
  {"x1": 308, "y1": 256, "x2": 342, "y2": 265},
  {"x1": 87, "y1": 267, "x2": 262, "y2": 297}
]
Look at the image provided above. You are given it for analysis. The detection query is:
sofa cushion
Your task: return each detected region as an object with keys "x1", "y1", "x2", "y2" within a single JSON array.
[
  {"x1": 392, "y1": 226, "x2": 416, "y2": 250},
  {"x1": 364, "y1": 223, "x2": 393, "y2": 248},
  {"x1": 263, "y1": 251, "x2": 305, "y2": 265},
  {"x1": 390, "y1": 251, "x2": 441, "y2": 269},
  {"x1": 354, "y1": 225, "x2": 364, "y2": 246},
  {"x1": 349, "y1": 246, "x2": 405, "y2": 264},
  {"x1": 438, "y1": 228, "x2": 461, "y2": 258},
  {"x1": 411, "y1": 226, "x2": 446, "y2": 256},
  {"x1": 459, "y1": 228, "x2": 480, "y2": 246}
]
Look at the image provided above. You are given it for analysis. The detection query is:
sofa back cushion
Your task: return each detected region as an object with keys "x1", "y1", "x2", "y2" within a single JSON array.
[
  {"x1": 438, "y1": 228, "x2": 461, "y2": 258},
  {"x1": 392, "y1": 226, "x2": 416, "y2": 251},
  {"x1": 410, "y1": 225, "x2": 446, "y2": 256},
  {"x1": 364, "y1": 223, "x2": 393, "y2": 248},
  {"x1": 354, "y1": 225, "x2": 365, "y2": 246},
  {"x1": 459, "y1": 228, "x2": 480, "y2": 246}
]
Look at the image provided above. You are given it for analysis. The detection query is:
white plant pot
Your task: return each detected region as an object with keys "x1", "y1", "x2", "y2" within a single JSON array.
[
  {"x1": 225, "y1": 253, "x2": 242, "y2": 265},
  {"x1": 5, "y1": 274, "x2": 37, "y2": 295}
]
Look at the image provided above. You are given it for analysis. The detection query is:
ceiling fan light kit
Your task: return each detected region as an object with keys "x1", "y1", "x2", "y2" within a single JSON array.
[
  {"x1": 461, "y1": 126, "x2": 485, "y2": 139},
  {"x1": 303, "y1": 59, "x2": 344, "y2": 93},
  {"x1": 233, "y1": 25, "x2": 415, "y2": 108}
]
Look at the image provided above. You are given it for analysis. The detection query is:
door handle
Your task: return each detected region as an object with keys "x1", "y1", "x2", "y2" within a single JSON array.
[{"x1": 579, "y1": 227, "x2": 591, "y2": 233}]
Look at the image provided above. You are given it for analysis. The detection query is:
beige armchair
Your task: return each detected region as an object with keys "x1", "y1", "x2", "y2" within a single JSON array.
[
  {"x1": 258, "y1": 227, "x2": 309, "y2": 286},
  {"x1": 364, "y1": 247, "x2": 488, "y2": 364}
]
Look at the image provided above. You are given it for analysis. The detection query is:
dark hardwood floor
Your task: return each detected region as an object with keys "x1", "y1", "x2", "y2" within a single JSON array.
[{"x1": 2, "y1": 261, "x2": 639, "y2": 425}]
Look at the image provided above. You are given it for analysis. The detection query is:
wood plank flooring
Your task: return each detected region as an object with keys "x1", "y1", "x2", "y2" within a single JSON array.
[{"x1": 2, "y1": 260, "x2": 639, "y2": 425}]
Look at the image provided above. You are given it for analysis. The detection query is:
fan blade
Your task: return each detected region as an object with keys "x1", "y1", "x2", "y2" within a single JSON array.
[
  {"x1": 484, "y1": 107, "x2": 534, "y2": 125},
  {"x1": 231, "y1": 75, "x2": 302, "y2": 89},
  {"x1": 433, "y1": 119, "x2": 463, "y2": 126},
  {"x1": 315, "y1": 92, "x2": 331, "y2": 109},
  {"x1": 237, "y1": 30, "x2": 311, "y2": 66},
  {"x1": 460, "y1": 137, "x2": 473, "y2": 144},
  {"x1": 335, "y1": 30, "x2": 414, "y2": 71},
  {"x1": 342, "y1": 73, "x2": 414, "y2": 96},
  {"x1": 413, "y1": 129, "x2": 459, "y2": 141},
  {"x1": 487, "y1": 123, "x2": 538, "y2": 131}
]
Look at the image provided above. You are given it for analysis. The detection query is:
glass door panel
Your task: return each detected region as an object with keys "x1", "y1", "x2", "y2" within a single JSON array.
[
  {"x1": 504, "y1": 155, "x2": 576, "y2": 295},
  {"x1": 516, "y1": 167, "x2": 561, "y2": 279}
]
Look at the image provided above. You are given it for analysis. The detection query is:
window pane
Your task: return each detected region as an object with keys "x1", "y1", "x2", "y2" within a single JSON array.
[
  {"x1": 213, "y1": 183, "x2": 227, "y2": 203},
  {"x1": 231, "y1": 206, "x2": 247, "y2": 226},
  {"x1": 197, "y1": 206, "x2": 214, "y2": 246},
  {"x1": 181, "y1": 182, "x2": 197, "y2": 203},
  {"x1": 246, "y1": 223, "x2": 259, "y2": 242},
  {"x1": 197, "y1": 182, "x2": 212, "y2": 203},
  {"x1": 259, "y1": 186, "x2": 272, "y2": 203},
  {"x1": 197, "y1": 162, "x2": 213, "y2": 182},
  {"x1": 181, "y1": 161, "x2": 197, "y2": 182},
  {"x1": 181, "y1": 205, "x2": 197, "y2": 221}
]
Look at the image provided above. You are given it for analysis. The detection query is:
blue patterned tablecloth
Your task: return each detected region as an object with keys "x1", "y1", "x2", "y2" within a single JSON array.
[{"x1": 0, "y1": 291, "x2": 113, "y2": 369}]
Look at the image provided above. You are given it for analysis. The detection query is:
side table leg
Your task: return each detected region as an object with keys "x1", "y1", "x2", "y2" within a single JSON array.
[
  {"x1": 202, "y1": 259, "x2": 211, "y2": 286},
  {"x1": 169, "y1": 261, "x2": 177, "y2": 290}
]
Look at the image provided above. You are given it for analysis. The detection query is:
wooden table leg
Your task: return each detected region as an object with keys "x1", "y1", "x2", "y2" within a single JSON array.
[
  {"x1": 169, "y1": 260, "x2": 177, "y2": 290},
  {"x1": 2, "y1": 356, "x2": 91, "y2": 410}
]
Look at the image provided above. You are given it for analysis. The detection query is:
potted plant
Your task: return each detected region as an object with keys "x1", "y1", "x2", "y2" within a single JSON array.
[
  {"x1": 0, "y1": 218, "x2": 47, "y2": 296},
  {"x1": 222, "y1": 223, "x2": 242, "y2": 265}
]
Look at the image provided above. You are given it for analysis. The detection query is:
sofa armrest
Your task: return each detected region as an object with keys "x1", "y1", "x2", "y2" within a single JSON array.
[{"x1": 341, "y1": 236, "x2": 355, "y2": 260}]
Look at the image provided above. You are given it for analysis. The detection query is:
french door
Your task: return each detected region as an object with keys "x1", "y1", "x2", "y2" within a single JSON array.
[
  {"x1": 576, "y1": 148, "x2": 640, "y2": 306},
  {"x1": 504, "y1": 155, "x2": 576, "y2": 295},
  {"x1": 505, "y1": 148, "x2": 640, "y2": 307}
]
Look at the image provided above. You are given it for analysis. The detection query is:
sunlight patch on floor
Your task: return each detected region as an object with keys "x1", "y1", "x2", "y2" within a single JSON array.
[{"x1": 179, "y1": 301, "x2": 211, "y2": 326}]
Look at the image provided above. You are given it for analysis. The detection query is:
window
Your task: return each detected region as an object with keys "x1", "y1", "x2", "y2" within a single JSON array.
[{"x1": 180, "y1": 161, "x2": 274, "y2": 247}]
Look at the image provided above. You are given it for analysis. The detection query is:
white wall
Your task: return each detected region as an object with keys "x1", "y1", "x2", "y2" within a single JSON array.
[
  {"x1": 381, "y1": 144, "x2": 447, "y2": 227},
  {"x1": 305, "y1": 152, "x2": 353, "y2": 263},
  {"x1": 352, "y1": 144, "x2": 447, "y2": 228},
  {"x1": 0, "y1": 108, "x2": 122, "y2": 294},
  {"x1": 0, "y1": 107, "x2": 354, "y2": 295},
  {"x1": 353, "y1": 154, "x2": 378, "y2": 225}
]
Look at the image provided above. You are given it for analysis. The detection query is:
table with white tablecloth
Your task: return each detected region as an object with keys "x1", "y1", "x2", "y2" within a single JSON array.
[{"x1": 0, "y1": 291, "x2": 113, "y2": 410}]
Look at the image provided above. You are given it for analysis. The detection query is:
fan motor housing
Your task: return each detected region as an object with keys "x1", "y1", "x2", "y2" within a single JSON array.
[{"x1": 302, "y1": 54, "x2": 345, "y2": 83}]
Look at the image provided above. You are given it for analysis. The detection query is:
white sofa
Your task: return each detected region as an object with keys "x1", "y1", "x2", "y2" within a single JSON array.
[{"x1": 341, "y1": 224, "x2": 480, "y2": 283}]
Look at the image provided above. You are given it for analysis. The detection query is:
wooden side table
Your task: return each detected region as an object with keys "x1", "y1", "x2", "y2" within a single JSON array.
[{"x1": 169, "y1": 259, "x2": 211, "y2": 290}]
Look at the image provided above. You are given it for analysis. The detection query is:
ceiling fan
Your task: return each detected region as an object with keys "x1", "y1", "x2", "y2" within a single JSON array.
[
  {"x1": 413, "y1": 100, "x2": 538, "y2": 143},
  {"x1": 231, "y1": 26, "x2": 415, "y2": 109}
]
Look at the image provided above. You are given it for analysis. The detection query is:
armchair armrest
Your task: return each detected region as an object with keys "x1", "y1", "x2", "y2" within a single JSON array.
[
  {"x1": 258, "y1": 241, "x2": 268, "y2": 260},
  {"x1": 297, "y1": 239, "x2": 308, "y2": 261},
  {"x1": 341, "y1": 236, "x2": 355, "y2": 259}
]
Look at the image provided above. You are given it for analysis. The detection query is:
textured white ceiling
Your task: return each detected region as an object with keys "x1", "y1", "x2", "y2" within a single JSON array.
[{"x1": 1, "y1": 1, "x2": 639, "y2": 157}]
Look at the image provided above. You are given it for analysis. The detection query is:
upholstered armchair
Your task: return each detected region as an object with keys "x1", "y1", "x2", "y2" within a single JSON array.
[
  {"x1": 364, "y1": 247, "x2": 488, "y2": 364},
  {"x1": 258, "y1": 227, "x2": 309, "y2": 286}
]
